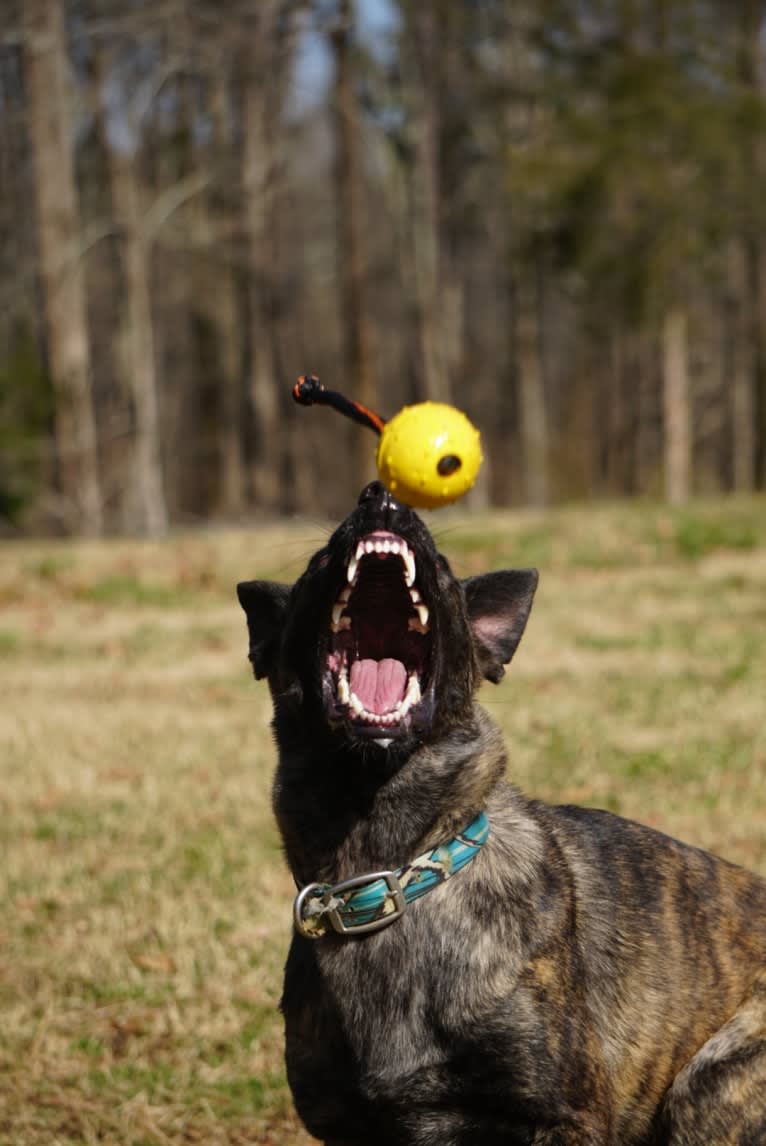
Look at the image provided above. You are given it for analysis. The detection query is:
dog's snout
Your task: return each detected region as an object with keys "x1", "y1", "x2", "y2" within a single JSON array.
[
  {"x1": 358, "y1": 481, "x2": 403, "y2": 515},
  {"x1": 359, "y1": 480, "x2": 390, "y2": 506},
  {"x1": 356, "y1": 481, "x2": 417, "y2": 534}
]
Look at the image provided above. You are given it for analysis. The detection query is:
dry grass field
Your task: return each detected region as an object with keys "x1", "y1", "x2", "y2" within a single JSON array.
[{"x1": 1, "y1": 498, "x2": 765, "y2": 1145}]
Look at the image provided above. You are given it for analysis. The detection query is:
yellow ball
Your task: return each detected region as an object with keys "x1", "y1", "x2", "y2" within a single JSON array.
[{"x1": 376, "y1": 402, "x2": 483, "y2": 509}]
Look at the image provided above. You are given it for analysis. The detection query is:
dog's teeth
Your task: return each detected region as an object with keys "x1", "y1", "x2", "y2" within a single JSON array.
[
  {"x1": 407, "y1": 604, "x2": 430, "y2": 633},
  {"x1": 407, "y1": 674, "x2": 421, "y2": 703},
  {"x1": 347, "y1": 690, "x2": 413, "y2": 725},
  {"x1": 390, "y1": 541, "x2": 400, "y2": 555},
  {"x1": 365, "y1": 540, "x2": 375, "y2": 555},
  {"x1": 346, "y1": 542, "x2": 364, "y2": 583},
  {"x1": 409, "y1": 587, "x2": 421, "y2": 604},
  {"x1": 338, "y1": 586, "x2": 351, "y2": 603},
  {"x1": 404, "y1": 552, "x2": 416, "y2": 587}
]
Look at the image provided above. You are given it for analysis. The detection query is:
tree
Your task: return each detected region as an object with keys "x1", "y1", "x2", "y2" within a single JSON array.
[
  {"x1": 24, "y1": 0, "x2": 103, "y2": 534},
  {"x1": 107, "y1": 140, "x2": 169, "y2": 537},
  {"x1": 239, "y1": 2, "x2": 300, "y2": 513},
  {"x1": 331, "y1": 0, "x2": 378, "y2": 489},
  {"x1": 400, "y1": 0, "x2": 452, "y2": 403},
  {"x1": 207, "y1": 38, "x2": 246, "y2": 519},
  {"x1": 509, "y1": 1, "x2": 734, "y2": 502},
  {"x1": 733, "y1": 0, "x2": 766, "y2": 490}
]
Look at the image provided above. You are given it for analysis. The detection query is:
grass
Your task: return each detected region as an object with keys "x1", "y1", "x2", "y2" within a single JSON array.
[{"x1": 1, "y1": 496, "x2": 765, "y2": 1144}]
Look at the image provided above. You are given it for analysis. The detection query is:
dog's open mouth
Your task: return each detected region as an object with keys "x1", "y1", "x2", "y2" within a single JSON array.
[{"x1": 324, "y1": 530, "x2": 433, "y2": 738}]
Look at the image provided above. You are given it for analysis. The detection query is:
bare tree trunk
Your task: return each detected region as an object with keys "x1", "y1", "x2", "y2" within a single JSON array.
[
  {"x1": 109, "y1": 149, "x2": 168, "y2": 537},
  {"x1": 728, "y1": 242, "x2": 756, "y2": 491},
  {"x1": 24, "y1": 0, "x2": 102, "y2": 535},
  {"x1": 607, "y1": 330, "x2": 626, "y2": 495},
  {"x1": 242, "y1": 69, "x2": 280, "y2": 511},
  {"x1": 634, "y1": 333, "x2": 661, "y2": 496},
  {"x1": 403, "y1": 0, "x2": 451, "y2": 403},
  {"x1": 208, "y1": 66, "x2": 246, "y2": 518},
  {"x1": 739, "y1": 0, "x2": 766, "y2": 490},
  {"x1": 216, "y1": 277, "x2": 246, "y2": 517},
  {"x1": 332, "y1": 0, "x2": 377, "y2": 488},
  {"x1": 514, "y1": 268, "x2": 549, "y2": 507},
  {"x1": 240, "y1": 3, "x2": 301, "y2": 512},
  {"x1": 749, "y1": 244, "x2": 766, "y2": 491},
  {"x1": 662, "y1": 307, "x2": 692, "y2": 505}
]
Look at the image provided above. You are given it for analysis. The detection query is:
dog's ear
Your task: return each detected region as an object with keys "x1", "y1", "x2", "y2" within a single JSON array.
[
  {"x1": 463, "y1": 569, "x2": 538, "y2": 684},
  {"x1": 236, "y1": 581, "x2": 292, "y2": 680}
]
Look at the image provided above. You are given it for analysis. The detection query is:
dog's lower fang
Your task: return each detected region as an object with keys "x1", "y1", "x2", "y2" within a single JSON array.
[
  {"x1": 337, "y1": 669, "x2": 350, "y2": 706},
  {"x1": 331, "y1": 604, "x2": 351, "y2": 632},
  {"x1": 407, "y1": 606, "x2": 430, "y2": 634},
  {"x1": 406, "y1": 673, "x2": 421, "y2": 704}
]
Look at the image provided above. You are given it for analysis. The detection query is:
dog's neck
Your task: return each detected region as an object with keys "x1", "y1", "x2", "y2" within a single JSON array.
[{"x1": 272, "y1": 705, "x2": 507, "y2": 887}]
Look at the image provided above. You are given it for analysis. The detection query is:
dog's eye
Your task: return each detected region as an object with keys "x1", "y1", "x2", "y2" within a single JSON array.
[{"x1": 313, "y1": 552, "x2": 331, "y2": 570}]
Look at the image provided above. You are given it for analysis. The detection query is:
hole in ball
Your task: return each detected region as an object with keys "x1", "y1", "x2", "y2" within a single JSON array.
[{"x1": 437, "y1": 454, "x2": 462, "y2": 477}]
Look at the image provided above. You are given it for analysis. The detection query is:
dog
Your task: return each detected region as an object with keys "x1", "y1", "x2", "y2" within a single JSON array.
[{"x1": 237, "y1": 481, "x2": 766, "y2": 1145}]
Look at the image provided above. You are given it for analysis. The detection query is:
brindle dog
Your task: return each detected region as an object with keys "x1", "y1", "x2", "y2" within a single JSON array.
[{"x1": 237, "y1": 482, "x2": 766, "y2": 1146}]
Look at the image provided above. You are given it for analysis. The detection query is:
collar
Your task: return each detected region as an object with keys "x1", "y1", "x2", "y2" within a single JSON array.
[{"x1": 292, "y1": 811, "x2": 489, "y2": 939}]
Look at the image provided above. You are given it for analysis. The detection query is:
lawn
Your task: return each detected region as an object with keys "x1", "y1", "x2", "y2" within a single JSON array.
[{"x1": 1, "y1": 497, "x2": 765, "y2": 1144}]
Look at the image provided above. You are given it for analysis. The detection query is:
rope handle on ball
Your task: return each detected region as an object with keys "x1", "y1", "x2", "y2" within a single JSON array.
[{"x1": 292, "y1": 374, "x2": 387, "y2": 436}]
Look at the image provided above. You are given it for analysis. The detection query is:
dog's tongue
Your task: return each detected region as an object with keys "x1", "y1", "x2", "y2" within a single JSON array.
[{"x1": 350, "y1": 658, "x2": 407, "y2": 714}]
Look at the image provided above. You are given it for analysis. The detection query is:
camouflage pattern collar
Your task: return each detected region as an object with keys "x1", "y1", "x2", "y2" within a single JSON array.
[{"x1": 293, "y1": 812, "x2": 489, "y2": 939}]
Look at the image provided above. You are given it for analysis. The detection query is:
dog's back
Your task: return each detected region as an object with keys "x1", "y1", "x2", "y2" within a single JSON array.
[{"x1": 540, "y1": 800, "x2": 766, "y2": 1142}]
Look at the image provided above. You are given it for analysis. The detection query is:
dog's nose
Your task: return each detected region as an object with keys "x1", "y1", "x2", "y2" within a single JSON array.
[
  {"x1": 358, "y1": 481, "x2": 408, "y2": 528},
  {"x1": 358, "y1": 481, "x2": 401, "y2": 512}
]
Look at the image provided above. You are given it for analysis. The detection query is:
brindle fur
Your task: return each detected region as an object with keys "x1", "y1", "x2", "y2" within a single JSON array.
[{"x1": 237, "y1": 484, "x2": 766, "y2": 1146}]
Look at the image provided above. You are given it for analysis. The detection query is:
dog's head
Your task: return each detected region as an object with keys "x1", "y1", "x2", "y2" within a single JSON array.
[{"x1": 237, "y1": 482, "x2": 537, "y2": 755}]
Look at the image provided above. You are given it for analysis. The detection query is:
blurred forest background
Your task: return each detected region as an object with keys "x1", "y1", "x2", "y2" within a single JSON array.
[{"x1": 2, "y1": 0, "x2": 766, "y2": 536}]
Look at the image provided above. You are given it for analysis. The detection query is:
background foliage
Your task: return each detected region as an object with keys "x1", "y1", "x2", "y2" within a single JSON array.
[{"x1": 2, "y1": 0, "x2": 766, "y2": 534}]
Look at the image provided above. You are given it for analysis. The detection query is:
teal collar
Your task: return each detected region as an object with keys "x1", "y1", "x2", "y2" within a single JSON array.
[{"x1": 293, "y1": 811, "x2": 489, "y2": 939}]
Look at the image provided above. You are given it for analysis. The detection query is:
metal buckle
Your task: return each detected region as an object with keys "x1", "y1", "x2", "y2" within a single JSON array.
[
  {"x1": 326, "y1": 870, "x2": 406, "y2": 935},
  {"x1": 293, "y1": 871, "x2": 406, "y2": 939}
]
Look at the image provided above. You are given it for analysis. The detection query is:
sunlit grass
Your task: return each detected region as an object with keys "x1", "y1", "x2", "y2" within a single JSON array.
[{"x1": 1, "y1": 498, "x2": 765, "y2": 1143}]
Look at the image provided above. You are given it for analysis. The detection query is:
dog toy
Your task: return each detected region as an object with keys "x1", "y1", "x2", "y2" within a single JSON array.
[{"x1": 292, "y1": 375, "x2": 483, "y2": 509}]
